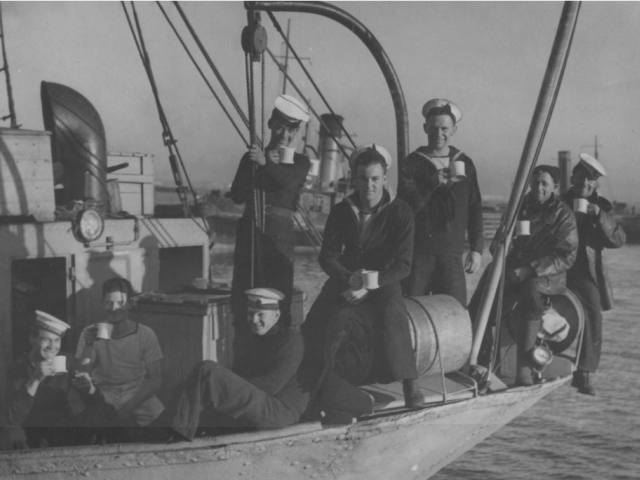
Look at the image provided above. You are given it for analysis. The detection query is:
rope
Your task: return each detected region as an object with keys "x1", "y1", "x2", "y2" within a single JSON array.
[
  {"x1": 172, "y1": 2, "x2": 254, "y2": 140},
  {"x1": 156, "y1": 2, "x2": 248, "y2": 147},
  {"x1": 264, "y1": 47, "x2": 353, "y2": 162},
  {"x1": 122, "y1": 2, "x2": 209, "y2": 236},
  {"x1": 266, "y1": 11, "x2": 357, "y2": 150}
]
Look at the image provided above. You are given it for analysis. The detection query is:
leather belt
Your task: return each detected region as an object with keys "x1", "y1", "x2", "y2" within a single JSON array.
[{"x1": 246, "y1": 204, "x2": 294, "y2": 219}]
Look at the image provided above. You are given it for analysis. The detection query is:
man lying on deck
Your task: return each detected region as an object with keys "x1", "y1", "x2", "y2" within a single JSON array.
[
  {"x1": 0, "y1": 312, "x2": 115, "y2": 450},
  {"x1": 301, "y1": 144, "x2": 425, "y2": 409},
  {"x1": 157, "y1": 288, "x2": 309, "y2": 441}
]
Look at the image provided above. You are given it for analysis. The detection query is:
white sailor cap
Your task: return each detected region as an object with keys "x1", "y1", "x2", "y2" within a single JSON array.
[
  {"x1": 349, "y1": 143, "x2": 393, "y2": 172},
  {"x1": 422, "y1": 98, "x2": 462, "y2": 124},
  {"x1": 273, "y1": 94, "x2": 310, "y2": 126},
  {"x1": 245, "y1": 288, "x2": 285, "y2": 311},
  {"x1": 34, "y1": 310, "x2": 71, "y2": 336},
  {"x1": 577, "y1": 153, "x2": 606, "y2": 178}
]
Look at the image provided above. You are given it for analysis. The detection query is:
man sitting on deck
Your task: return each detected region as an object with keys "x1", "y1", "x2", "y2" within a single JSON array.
[
  {"x1": 562, "y1": 154, "x2": 626, "y2": 395},
  {"x1": 0, "y1": 312, "x2": 114, "y2": 450},
  {"x1": 160, "y1": 288, "x2": 309, "y2": 441},
  {"x1": 301, "y1": 145, "x2": 424, "y2": 409},
  {"x1": 470, "y1": 165, "x2": 578, "y2": 386},
  {"x1": 76, "y1": 277, "x2": 164, "y2": 427}
]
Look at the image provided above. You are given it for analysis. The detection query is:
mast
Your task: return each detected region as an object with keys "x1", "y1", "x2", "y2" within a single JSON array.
[{"x1": 0, "y1": 2, "x2": 18, "y2": 128}]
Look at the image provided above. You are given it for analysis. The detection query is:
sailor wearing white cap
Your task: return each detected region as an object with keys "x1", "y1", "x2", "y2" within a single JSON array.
[
  {"x1": 398, "y1": 98, "x2": 484, "y2": 306},
  {"x1": 563, "y1": 153, "x2": 625, "y2": 396},
  {"x1": 229, "y1": 94, "x2": 311, "y2": 363},
  {"x1": 0, "y1": 312, "x2": 110, "y2": 450},
  {"x1": 163, "y1": 287, "x2": 308, "y2": 442}
]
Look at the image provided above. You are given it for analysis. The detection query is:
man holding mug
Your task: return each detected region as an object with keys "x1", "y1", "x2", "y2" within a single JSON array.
[
  {"x1": 229, "y1": 94, "x2": 310, "y2": 369},
  {"x1": 302, "y1": 145, "x2": 423, "y2": 408},
  {"x1": 562, "y1": 154, "x2": 626, "y2": 395},
  {"x1": 398, "y1": 98, "x2": 484, "y2": 307},
  {"x1": 1, "y1": 312, "x2": 110, "y2": 450},
  {"x1": 76, "y1": 277, "x2": 164, "y2": 427}
]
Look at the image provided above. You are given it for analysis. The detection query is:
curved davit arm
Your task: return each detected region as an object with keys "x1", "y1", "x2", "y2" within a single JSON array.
[
  {"x1": 41, "y1": 81, "x2": 109, "y2": 212},
  {"x1": 247, "y1": 1, "x2": 410, "y2": 169}
]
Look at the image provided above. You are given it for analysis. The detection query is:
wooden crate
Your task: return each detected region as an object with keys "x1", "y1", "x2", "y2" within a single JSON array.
[
  {"x1": 0, "y1": 129, "x2": 55, "y2": 221},
  {"x1": 107, "y1": 153, "x2": 154, "y2": 215}
]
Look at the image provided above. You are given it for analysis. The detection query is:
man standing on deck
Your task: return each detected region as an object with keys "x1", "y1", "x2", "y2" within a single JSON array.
[
  {"x1": 159, "y1": 288, "x2": 308, "y2": 441},
  {"x1": 76, "y1": 277, "x2": 164, "y2": 427},
  {"x1": 398, "y1": 99, "x2": 484, "y2": 307},
  {"x1": 229, "y1": 94, "x2": 310, "y2": 368},
  {"x1": 562, "y1": 154, "x2": 625, "y2": 396}
]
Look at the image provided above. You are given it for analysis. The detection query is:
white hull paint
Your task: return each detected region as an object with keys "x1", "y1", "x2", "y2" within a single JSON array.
[{"x1": 0, "y1": 377, "x2": 569, "y2": 480}]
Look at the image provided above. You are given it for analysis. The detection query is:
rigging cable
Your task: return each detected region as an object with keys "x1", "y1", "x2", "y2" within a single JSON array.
[
  {"x1": 173, "y1": 1, "x2": 261, "y2": 148},
  {"x1": 122, "y1": 2, "x2": 210, "y2": 236},
  {"x1": 0, "y1": 3, "x2": 18, "y2": 128},
  {"x1": 156, "y1": 1, "x2": 248, "y2": 147},
  {"x1": 266, "y1": 11, "x2": 357, "y2": 150}
]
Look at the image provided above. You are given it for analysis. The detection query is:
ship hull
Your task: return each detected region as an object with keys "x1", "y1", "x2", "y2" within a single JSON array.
[{"x1": 0, "y1": 378, "x2": 568, "y2": 480}]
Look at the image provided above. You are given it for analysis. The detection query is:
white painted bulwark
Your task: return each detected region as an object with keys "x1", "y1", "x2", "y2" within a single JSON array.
[{"x1": 0, "y1": 129, "x2": 55, "y2": 222}]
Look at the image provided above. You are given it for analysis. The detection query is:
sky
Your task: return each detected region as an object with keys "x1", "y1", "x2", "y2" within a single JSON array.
[{"x1": 2, "y1": 1, "x2": 639, "y2": 206}]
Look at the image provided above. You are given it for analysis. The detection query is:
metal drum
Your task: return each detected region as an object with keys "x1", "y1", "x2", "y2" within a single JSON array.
[{"x1": 404, "y1": 295, "x2": 472, "y2": 376}]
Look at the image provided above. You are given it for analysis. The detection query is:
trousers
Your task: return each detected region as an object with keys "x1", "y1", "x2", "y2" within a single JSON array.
[
  {"x1": 568, "y1": 276, "x2": 602, "y2": 372},
  {"x1": 402, "y1": 253, "x2": 467, "y2": 307},
  {"x1": 170, "y1": 361, "x2": 298, "y2": 441}
]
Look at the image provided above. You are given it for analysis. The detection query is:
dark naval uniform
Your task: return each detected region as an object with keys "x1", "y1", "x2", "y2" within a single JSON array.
[
  {"x1": 302, "y1": 190, "x2": 418, "y2": 384},
  {"x1": 168, "y1": 324, "x2": 308, "y2": 441},
  {"x1": 229, "y1": 150, "x2": 310, "y2": 336},
  {"x1": 1, "y1": 353, "x2": 113, "y2": 449},
  {"x1": 398, "y1": 145, "x2": 484, "y2": 306},
  {"x1": 563, "y1": 188, "x2": 626, "y2": 373}
]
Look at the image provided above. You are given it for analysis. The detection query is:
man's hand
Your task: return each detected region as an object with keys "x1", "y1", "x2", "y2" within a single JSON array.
[
  {"x1": 83, "y1": 325, "x2": 98, "y2": 346},
  {"x1": 71, "y1": 372, "x2": 96, "y2": 395},
  {"x1": 465, "y1": 251, "x2": 482, "y2": 274},
  {"x1": 348, "y1": 270, "x2": 364, "y2": 290},
  {"x1": 437, "y1": 169, "x2": 451, "y2": 186},
  {"x1": 31, "y1": 360, "x2": 55, "y2": 382},
  {"x1": 342, "y1": 288, "x2": 369, "y2": 305},
  {"x1": 248, "y1": 145, "x2": 267, "y2": 166},
  {"x1": 587, "y1": 203, "x2": 601, "y2": 217},
  {"x1": 507, "y1": 265, "x2": 535, "y2": 284}
]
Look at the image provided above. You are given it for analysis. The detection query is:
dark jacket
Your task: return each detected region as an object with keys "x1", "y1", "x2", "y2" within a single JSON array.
[
  {"x1": 230, "y1": 151, "x2": 310, "y2": 211},
  {"x1": 233, "y1": 325, "x2": 308, "y2": 418},
  {"x1": 398, "y1": 146, "x2": 484, "y2": 257},
  {"x1": 4, "y1": 353, "x2": 103, "y2": 428},
  {"x1": 508, "y1": 193, "x2": 578, "y2": 294},
  {"x1": 562, "y1": 188, "x2": 626, "y2": 311},
  {"x1": 319, "y1": 190, "x2": 414, "y2": 292}
]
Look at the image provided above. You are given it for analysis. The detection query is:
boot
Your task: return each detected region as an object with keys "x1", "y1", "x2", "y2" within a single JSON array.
[
  {"x1": 572, "y1": 370, "x2": 596, "y2": 396},
  {"x1": 515, "y1": 319, "x2": 541, "y2": 387},
  {"x1": 402, "y1": 379, "x2": 425, "y2": 408}
]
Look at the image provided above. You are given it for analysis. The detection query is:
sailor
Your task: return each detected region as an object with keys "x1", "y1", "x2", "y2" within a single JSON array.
[
  {"x1": 160, "y1": 288, "x2": 308, "y2": 441},
  {"x1": 478, "y1": 165, "x2": 578, "y2": 386},
  {"x1": 301, "y1": 145, "x2": 424, "y2": 408},
  {"x1": 562, "y1": 154, "x2": 625, "y2": 395},
  {"x1": 398, "y1": 99, "x2": 484, "y2": 307},
  {"x1": 0, "y1": 311, "x2": 113, "y2": 450},
  {"x1": 229, "y1": 94, "x2": 311, "y2": 368},
  {"x1": 76, "y1": 277, "x2": 164, "y2": 427}
]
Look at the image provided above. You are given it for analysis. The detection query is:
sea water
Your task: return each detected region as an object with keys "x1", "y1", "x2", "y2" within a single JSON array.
[{"x1": 210, "y1": 244, "x2": 640, "y2": 479}]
